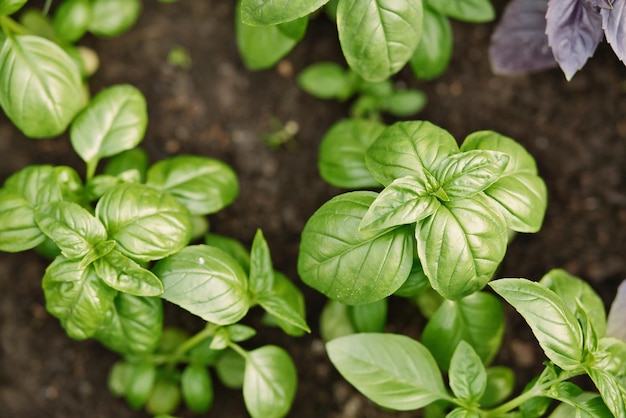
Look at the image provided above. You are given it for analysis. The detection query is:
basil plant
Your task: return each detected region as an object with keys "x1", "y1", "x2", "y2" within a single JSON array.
[
  {"x1": 0, "y1": 0, "x2": 141, "y2": 138},
  {"x1": 327, "y1": 269, "x2": 626, "y2": 417},
  {"x1": 0, "y1": 84, "x2": 308, "y2": 417},
  {"x1": 299, "y1": 120, "x2": 548, "y2": 303}
]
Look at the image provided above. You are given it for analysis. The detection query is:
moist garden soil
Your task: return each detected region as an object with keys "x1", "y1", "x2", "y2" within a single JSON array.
[{"x1": 1, "y1": 1, "x2": 625, "y2": 417}]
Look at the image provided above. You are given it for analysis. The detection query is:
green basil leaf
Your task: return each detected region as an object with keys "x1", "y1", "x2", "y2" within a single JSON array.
[
  {"x1": 276, "y1": 15, "x2": 308, "y2": 40},
  {"x1": 446, "y1": 408, "x2": 481, "y2": 418},
  {"x1": 417, "y1": 196, "x2": 507, "y2": 300},
  {"x1": 0, "y1": 0, "x2": 27, "y2": 15},
  {"x1": 0, "y1": 189, "x2": 44, "y2": 251},
  {"x1": 235, "y1": 0, "x2": 298, "y2": 70},
  {"x1": 434, "y1": 150, "x2": 510, "y2": 200},
  {"x1": 146, "y1": 155, "x2": 239, "y2": 216},
  {"x1": 585, "y1": 367, "x2": 626, "y2": 418},
  {"x1": 298, "y1": 191, "x2": 414, "y2": 304},
  {"x1": 426, "y1": 0, "x2": 494, "y2": 22},
  {"x1": 88, "y1": 0, "x2": 141, "y2": 37},
  {"x1": 4, "y1": 165, "x2": 63, "y2": 205},
  {"x1": 549, "y1": 393, "x2": 613, "y2": 418},
  {"x1": 461, "y1": 130, "x2": 547, "y2": 232},
  {"x1": 42, "y1": 256, "x2": 117, "y2": 340},
  {"x1": 52, "y1": 0, "x2": 92, "y2": 43},
  {"x1": 298, "y1": 62, "x2": 356, "y2": 100},
  {"x1": 385, "y1": 89, "x2": 427, "y2": 117},
  {"x1": 240, "y1": 0, "x2": 328, "y2": 25},
  {"x1": 348, "y1": 299, "x2": 387, "y2": 333},
  {"x1": 181, "y1": 364, "x2": 213, "y2": 413},
  {"x1": 104, "y1": 147, "x2": 148, "y2": 182},
  {"x1": 449, "y1": 340, "x2": 487, "y2": 401},
  {"x1": 319, "y1": 300, "x2": 355, "y2": 342},
  {"x1": 0, "y1": 35, "x2": 84, "y2": 138},
  {"x1": 108, "y1": 360, "x2": 133, "y2": 397},
  {"x1": 153, "y1": 245, "x2": 250, "y2": 325},
  {"x1": 594, "y1": 338, "x2": 626, "y2": 383},
  {"x1": 410, "y1": 5, "x2": 453, "y2": 80},
  {"x1": 94, "y1": 250, "x2": 164, "y2": 296},
  {"x1": 490, "y1": 278, "x2": 585, "y2": 370},
  {"x1": 146, "y1": 375, "x2": 181, "y2": 416},
  {"x1": 327, "y1": 333, "x2": 448, "y2": 410},
  {"x1": 336, "y1": 0, "x2": 423, "y2": 81},
  {"x1": 393, "y1": 259, "x2": 431, "y2": 298},
  {"x1": 366, "y1": 121, "x2": 459, "y2": 186},
  {"x1": 34, "y1": 201, "x2": 106, "y2": 259},
  {"x1": 318, "y1": 118, "x2": 385, "y2": 188},
  {"x1": 360, "y1": 175, "x2": 440, "y2": 233},
  {"x1": 215, "y1": 349, "x2": 246, "y2": 389},
  {"x1": 479, "y1": 366, "x2": 515, "y2": 407},
  {"x1": 124, "y1": 361, "x2": 156, "y2": 410},
  {"x1": 204, "y1": 233, "x2": 251, "y2": 272},
  {"x1": 243, "y1": 345, "x2": 297, "y2": 418},
  {"x1": 96, "y1": 183, "x2": 192, "y2": 262},
  {"x1": 70, "y1": 84, "x2": 147, "y2": 171},
  {"x1": 94, "y1": 293, "x2": 163, "y2": 355},
  {"x1": 54, "y1": 165, "x2": 84, "y2": 203},
  {"x1": 540, "y1": 269, "x2": 607, "y2": 338},
  {"x1": 422, "y1": 292, "x2": 504, "y2": 370},
  {"x1": 249, "y1": 229, "x2": 274, "y2": 295},
  {"x1": 257, "y1": 271, "x2": 310, "y2": 335}
]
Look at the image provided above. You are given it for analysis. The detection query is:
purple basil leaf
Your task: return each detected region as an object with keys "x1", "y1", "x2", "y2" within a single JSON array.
[
  {"x1": 489, "y1": 0, "x2": 557, "y2": 76},
  {"x1": 546, "y1": 0, "x2": 604, "y2": 80},
  {"x1": 602, "y1": 0, "x2": 626, "y2": 65},
  {"x1": 586, "y1": 0, "x2": 612, "y2": 9},
  {"x1": 606, "y1": 279, "x2": 626, "y2": 341}
]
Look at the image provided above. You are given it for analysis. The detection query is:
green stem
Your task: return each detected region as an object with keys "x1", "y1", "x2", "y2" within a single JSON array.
[
  {"x1": 85, "y1": 159, "x2": 98, "y2": 182},
  {"x1": 153, "y1": 323, "x2": 219, "y2": 368},
  {"x1": 0, "y1": 15, "x2": 30, "y2": 36},
  {"x1": 228, "y1": 341, "x2": 250, "y2": 361}
]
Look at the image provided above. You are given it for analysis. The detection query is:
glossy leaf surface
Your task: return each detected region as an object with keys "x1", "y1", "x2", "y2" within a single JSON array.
[
  {"x1": 426, "y1": 0, "x2": 494, "y2": 22},
  {"x1": 0, "y1": 189, "x2": 44, "y2": 252},
  {"x1": 327, "y1": 333, "x2": 447, "y2": 410},
  {"x1": 337, "y1": 0, "x2": 423, "y2": 81},
  {"x1": 153, "y1": 245, "x2": 250, "y2": 325},
  {"x1": 94, "y1": 250, "x2": 164, "y2": 296},
  {"x1": 410, "y1": 5, "x2": 452, "y2": 80},
  {"x1": 243, "y1": 345, "x2": 297, "y2": 418},
  {"x1": 298, "y1": 191, "x2": 414, "y2": 304},
  {"x1": 52, "y1": 0, "x2": 92, "y2": 43},
  {"x1": 240, "y1": 0, "x2": 327, "y2": 25},
  {"x1": 0, "y1": 35, "x2": 84, "y2": 138},
  {"x1": 88, "y1": 0, "x2": 141, "y2": 37},
  {"x1": 449, "y1": 341, "x2": 487, "y2": 401},
  {"x1": 585, "y1": 367, "x2": 626, "y2": 417}
]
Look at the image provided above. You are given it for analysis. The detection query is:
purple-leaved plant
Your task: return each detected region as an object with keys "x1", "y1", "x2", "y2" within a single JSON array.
[{"x1": 490, "y1": 0, "x2": 626, "y2": 80}]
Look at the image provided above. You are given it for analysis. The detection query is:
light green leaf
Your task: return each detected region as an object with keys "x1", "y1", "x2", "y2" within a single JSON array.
[
  {"x1": 460, "y1": 130, "x2": 547, "y2": 232},
  {"x1": 52, "y1": 0, "x2": 92, "y2": 43},
  {"x1": 366, "y1": 121, "x2": 459, "y2": 186},
  {"x1": 42, "y1": 256, "x2": 117, "y2": 340},
  {"x1": 88, "y1": 0, "x2": 141, "y2": 37},
  {"x1": 216, "y1": 349, "x2": 246, "y2": 389},
  {"x1": 385, "y1": 89, "x2": 427, "y2": 117},
  {"x1": 297, "y1": 62, "x2": 356, "y2": 100},
  {"x1": 0, "y1": 0, "x2": 28, "y2": 15},
  {"x1": 318, "y1": 118, "x2": 385, "y2": 188},
  {"x1": 434, "y1": 150, "x2": 509, "y2": 200},
  {"x1": 249, "y1": 229, "x2": 274, "y2": 295},
  {"x1": 327, "y1": 333, "x2": 448, "y2": 410},
  {"x1": 94, "y1": 293, "x2": 163, "y2": 355},
  {"x1": 490, "y1": 278, "x2": 585, "y2": 370},
  {"x1": 360, "y1": 175, "x2": 440, "y2": 233},
  {"x1": 240, "y1": 0, "x2": 328, "y2": 25},
  {"x1": 348, "y1": 299, "x2": 387, "y2": 333},
  {"x1": 422, "y1": 292, "x2": 504, "y2": 370},
  {"x1": 4, "y1": 165, "x2": 63, "y2": 205},
  {"x1": 540, "y1": 269, "x2": 607, "y2": 338},
  {"x1": 449, "y1": 341, "x2": 487, "y2": 401},
  {"x1": 146, "y1": 155, "x2": 239, "y2": 216},
  {"x1": 417, "y1": 195, "x2": 507, "y2": 300},
  {"x1": 96, "y1": 183, "x2": 192, "y2": 262},
  {"x1": 298, "y1": 191, "x2": 414, "y2": 305},
  {"x1": 337, "y1": 0, "x2": 423, "y2": 81},
  {"x1": 153, "y1": 245, "x2": 250, "y2": 325},
  {"x1": 0, "y1": 35, "x2": 84, "y2": 138},
  {"x1": 479, "y1": 367, "x2": 515, "y2": 407},
  {"x1": 235, "y1": 0, "x2": 298, "y2": 70},
  {"x1": 257, "y1": 271, "x2": 310, "y2": 335},
  {"x1": 34, "y1": 201, "x2": 106, "y2": 259},
  {"x1": 585, "y1": 367, "x2": 626, "y2": 418},
  {"x1": 104, "y1": 148, "x2": 149, "y2": 181},
  {"x1": 204, "y1": 233, "x2": 251, "y2": 272},
  {"x1": 549, "y1": 393, "x2": 612, "y2": 418},
  {"x1": 70, "y1": 84, "x2": 147, "y2": 171},
  {"x1": 94, "y1": 250, "x2": 164, "y2": 296},
  {"x1": 426, "y1": 0, "x2": 494, "y2": 22},
  {"x1": 410, "y1": 5, "x2": 453, "y2": 80},
  {"x1": 243, "y1": 345, "x2": 297, "y2": 418},
  {"x1": 0, "y1": 189, "x2": 44, "y2": 252},
  {"x1": 446, "y1": 408, "x2": 481, "y2": 418},
  {"x1": 181, "y1": 364, "x2": 213, "y2": 413},
  {"x1": 319, "y1": 300, "x2": 355, "y2": 341}
]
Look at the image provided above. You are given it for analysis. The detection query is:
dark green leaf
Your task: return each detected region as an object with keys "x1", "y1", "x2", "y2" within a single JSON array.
[
  {"x1": 96, "y1": 183, "x2": 192, "y2": 262},
  {"x1": 298, "y1": 191, "x2": 414, "y2": 304},
  {"x1": 94, "y1": 250, "x2": 164, "y2": 296},
  {"x1": 426, "y1": 0, "x2": 494, "y2": 22},
  {"x1": 42, "y1": 256, "x2": 117, "y2": 340},
  {"x1": 215, "y1": 349, "x2": 246, "y2": 389},
  {"x1": 256, "y1": 271, "x2": 310, "y2": 335},
  {"x1": 94, "y1": 292, "x2": 162, "y2": 355},
  {"x1": 422, "y1": 292, "x2": 504, "y2": 371},
  {"x1": 327, "y1": 333, "x2": 448, "y2": 410},
  {"x1": 70, "y1": 84, "x2": 147, "y2": 171},
  {"x1": 88, "y1": 0, "x2": 141, "y2": 37},
  {"x1": 146, "y1": 155, "x2": 239, "y2": 216},
  {"x1": 319, "y1": 300, "x2": 355, "y2": 341},
  {"x1": 181, "y1": 364, "x2": 213, "y2": 413},
  {"x1": 410, "y1": 5, "x2": 453, "y2": 80},
  {"x1": 276, "y1": 15, "x2": 308, "y2": 40},
  {"x1": 124, "y1": 362, "x2": 156, "y2": 410},
  {"x1": 366, "y1": 121, "x2": 459, "y2": 186},
  {"x1": 146, "y1": 375, "x2": 181, "y2": 416},
  {"x1": 0, "y1": 0, "x2": 28, "y2": 15},
  {"x1": 490, "y1": 278, "x2": 585, "y2": 370},
  {"x1": 337, "y1": 0, "x2": 423, "y2": 81},
  {"x1": 318, "y1": 118, "x2": 385, "y2": 188},
  {"x1": 0, "y1": 35, "x2": 84, "y2": 138},
  {"x1": 449, "y1": 341, "x2": 487, "y2": 401},
  {"x1": 393, "y1": 259, "x2": 431, "y2": 298},
  {"x1": 348, "y1": 299, "x2": 387, "y2": 333},
  {"x1": 479, "y1": 366, "x2": 514, "y2": 407},
  {"x1": 204, "y1": 233, "x2": 251, "y2": 272},
  {"x1": 240, "y1": 0, "x2": 328, "y2": 25},
  {"x1": 243, "y1": 345, "x2": 297, "y2": 418},
  {"x1": 153, "y1": 245, "x2": 250, "y2": 325}
]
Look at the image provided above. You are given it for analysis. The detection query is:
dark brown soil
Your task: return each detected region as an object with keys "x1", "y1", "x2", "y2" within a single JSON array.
[{"x1": 1, "y1": 1, "x2": 624, "y2": 417}]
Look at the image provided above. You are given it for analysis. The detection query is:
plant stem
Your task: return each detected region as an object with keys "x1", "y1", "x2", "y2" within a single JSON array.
[
  {"x1": 0, "y1": 15, "x2": 30, "y2": 36},
  {"x1": 151, "y1": 323, "x2": 219, "y2": 368}
]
